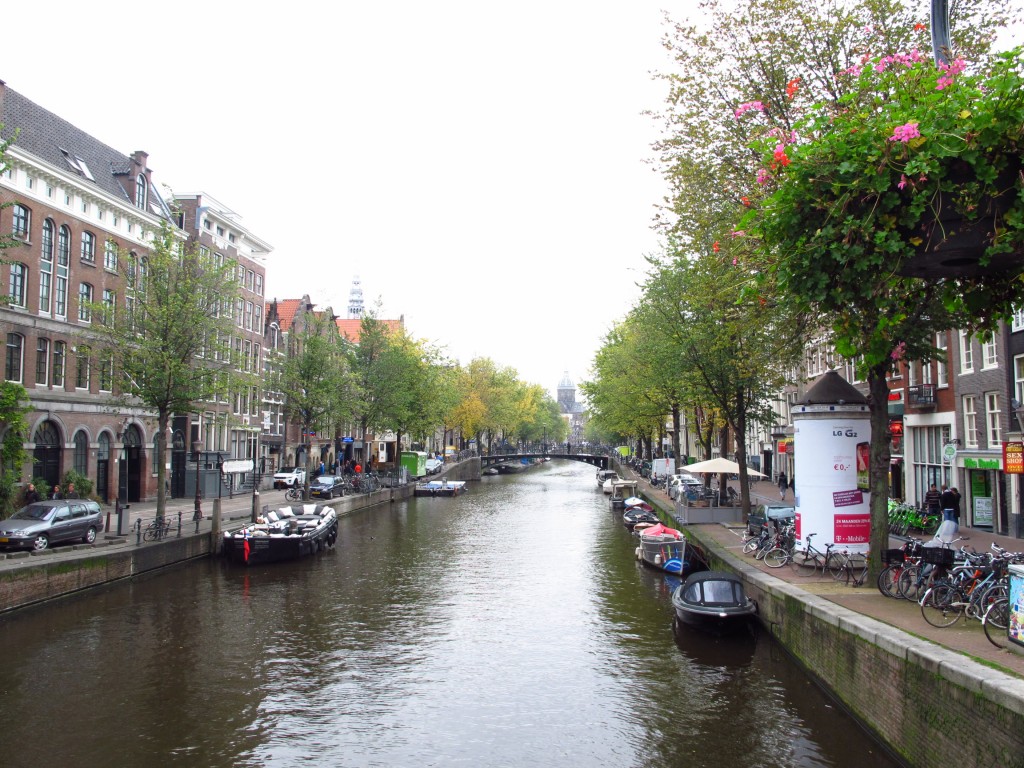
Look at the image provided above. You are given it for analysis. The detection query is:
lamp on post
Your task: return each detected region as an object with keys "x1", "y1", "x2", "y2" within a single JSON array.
[
  {"x1": 192, "y1": 441, "x2": 204, "y2": 526},
  {"x1": 251, "y1": 454, "x2": 262, "y2": 523}
]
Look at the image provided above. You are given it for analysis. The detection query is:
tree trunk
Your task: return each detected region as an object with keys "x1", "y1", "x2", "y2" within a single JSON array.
[
  {"x1": 867, "y1": 364, "x2": 893, "y2": 582},
  {"x1": 734, "y1": 387, "x2": 751, "y2": 515},
  {"x1": 671, "y1": 403, "x2": 682, "y2": 466}
]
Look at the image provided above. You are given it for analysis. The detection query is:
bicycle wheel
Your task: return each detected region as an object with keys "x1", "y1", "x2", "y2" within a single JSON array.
[
  {"x1": 742, "y1": 537, "x2": 761, "y2": 555},
  {"x1": 143, "y1": 526, "x2": 155, "y2": 542},
  {"x1": 792, "y1": 551, "x2": 820, "y2": 575},
  {"x1": 897, "y1": 565, "x2": 925, "y2": 600},
  {"x1": 921, "y1": 583, "x2": 965, "y2": 628},
  {"x1": 826, "y1": 552, "x2": 848, "y2": 580},
  {"x1": 877, "y1": 564, "x2": 905, "y2": 598},
  {"x1": 763, "y1": 547, "x2": 790, "y2": 568},
  {"x1": 983, "y1": 598, "x2": 1010, "y2": 648}
]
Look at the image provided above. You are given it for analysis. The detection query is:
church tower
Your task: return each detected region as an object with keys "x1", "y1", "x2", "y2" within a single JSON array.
[
  {"x1": 557, "y1": 372, "x2": 576, "y2": 413},
  {"x1": 347, "y1": 275, "x2": 364, "y2": 318}
]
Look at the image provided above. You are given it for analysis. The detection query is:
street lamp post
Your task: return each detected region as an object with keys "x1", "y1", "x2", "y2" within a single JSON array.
[{"x1": 251, "y1": 456, "x2": 262, "y2": 523}]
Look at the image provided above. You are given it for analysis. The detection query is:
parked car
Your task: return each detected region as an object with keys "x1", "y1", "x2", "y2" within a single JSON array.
[
  {"x1": 425, "y1": 458, "x2": 443, "y2": 474},
  {"x1": 0, "y1": 500, "x2": 104, "y2": 551},
  {"x1": 309, "y1": 475, "x2": 346, "y2": 499},
  {"x1": 746, "y1": 503, "x2": 796, "y2": 535},
  {"x1": 667, "y1": 473, "x2": 703, "y2": 501},
  {"x1": 273, "y1": 466, "x2": 306, "y2": 489}
]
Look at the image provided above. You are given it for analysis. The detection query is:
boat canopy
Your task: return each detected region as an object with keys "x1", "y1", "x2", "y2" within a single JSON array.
[{"x1": 638, "y1": 522, "x2": 683, "y2": 540}]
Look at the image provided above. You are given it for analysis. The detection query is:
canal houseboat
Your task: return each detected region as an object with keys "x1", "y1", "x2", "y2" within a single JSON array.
[
  {"x1": 414, "y1": 480, "x2": 467, "y2": 497},
  {"x1": 223, "y1": 504, "x2": 338, "y2": 566}
]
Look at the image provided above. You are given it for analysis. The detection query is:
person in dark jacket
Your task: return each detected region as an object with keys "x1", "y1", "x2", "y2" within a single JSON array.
[
  {"x1": 24, "y1": 483, "x2": 41, "y2": 504},
  {"x1": 939, "y1": 484, "x2": 957, "y2": 523},
  {"x1": 64, "y1": 483, "x2": 80, "y2": 499},
  {"x1": 778, "y1": 471, "x2": 789, "y2": 500},
  {"x1": 49, "y1": 485, "x2": 63, "y2": 500}
]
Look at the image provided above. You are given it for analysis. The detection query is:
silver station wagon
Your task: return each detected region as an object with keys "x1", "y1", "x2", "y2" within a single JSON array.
[{"x1": 0, "y1": 500, "x2": 104, "y2": 551}]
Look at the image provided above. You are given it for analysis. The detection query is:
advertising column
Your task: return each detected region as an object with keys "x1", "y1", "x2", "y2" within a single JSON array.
[{"x1": 792, "y1": 371, "x2": 872, "y2": 554}]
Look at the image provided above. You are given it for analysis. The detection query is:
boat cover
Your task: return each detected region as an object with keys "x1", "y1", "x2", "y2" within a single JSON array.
[{"x1": 638, "y1": 522, "x2": 683, "y2": 540}]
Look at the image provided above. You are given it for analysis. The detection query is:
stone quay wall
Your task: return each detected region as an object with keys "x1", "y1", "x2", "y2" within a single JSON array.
[{"x1": 691, "y1": 529, "x2": 1024, "y2": 768}]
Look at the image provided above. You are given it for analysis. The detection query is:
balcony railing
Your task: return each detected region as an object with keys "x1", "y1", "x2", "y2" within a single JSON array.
[{"x1": 908, "y1": 384, "x2": 936, "y2": 407}]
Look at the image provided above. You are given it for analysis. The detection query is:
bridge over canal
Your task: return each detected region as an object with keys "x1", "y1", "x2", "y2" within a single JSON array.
[{"x1": 479, "y1": 453, "x2": 609, "y2": 470}]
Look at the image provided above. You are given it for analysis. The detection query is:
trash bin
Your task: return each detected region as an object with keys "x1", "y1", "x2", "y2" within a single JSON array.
[
  {"x1": 116, "y1": 501, "x2": 132, "y2": 536},
  {"x1": 1009, "y1": 564, "x2": 1024, "y2": 650}
]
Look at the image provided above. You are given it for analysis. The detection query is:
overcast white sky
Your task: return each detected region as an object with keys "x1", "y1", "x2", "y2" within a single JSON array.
[
  {"x1": 7, "y1": 3, "x2": 1021, "y2": 399},
  {"x1": 2, "y1": 1, "x2": 677, "y2": 397}
]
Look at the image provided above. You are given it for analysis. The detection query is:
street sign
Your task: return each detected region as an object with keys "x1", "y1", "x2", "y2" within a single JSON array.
[{"x1": 221, "y1": 459, "x2": 254, "y2": 474}]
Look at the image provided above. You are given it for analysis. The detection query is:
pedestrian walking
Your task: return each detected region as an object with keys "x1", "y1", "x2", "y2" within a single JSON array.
[
  {"x1": 950, "y1": 487, "x2": 962, "y2": 525},
  {"x1": 778, "y1": 471, "x2": 788, "y2": 500},
  {"x1": 24, "y1": 483, "x2": 41, "y2": 504}
]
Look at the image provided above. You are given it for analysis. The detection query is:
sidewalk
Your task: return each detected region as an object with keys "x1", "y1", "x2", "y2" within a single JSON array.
[{"x1": 630, "y1": 470, "x2": 1024, "y2": 678}]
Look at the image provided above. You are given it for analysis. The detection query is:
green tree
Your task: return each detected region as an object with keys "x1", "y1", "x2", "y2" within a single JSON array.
[
  {"x1": 0, "y1": 382, "x2": 31, "y2": 517},
  {"x1": 91, "y1": 218, "x2": 242, "y2": 518},
  {"x1": 280, "y1": 312, "x2": 350, "y2": 495}
]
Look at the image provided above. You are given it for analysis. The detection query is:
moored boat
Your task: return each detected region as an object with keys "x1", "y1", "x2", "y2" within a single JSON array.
[
  {"x1": 223, "y1": 504, "x2": 338, "y2": 566},
  {"x1": 635, "y1": 522, "x2": 688, "y2": 574},
  {"x1": 609, "y1": 480, "x2": 638, "y2": 508},
  {"x1": 415, "y1": 480, "x2": 467, "y2": 496},
  {"x1": 623, "y1": 507, "x2": 660, "y2": 530},
  {"x1": 671, "y1": 571, "x2": 756, "y2": 632},
  {"x1": 596, "y1": 469, "x2": 619, "y2": 490}
]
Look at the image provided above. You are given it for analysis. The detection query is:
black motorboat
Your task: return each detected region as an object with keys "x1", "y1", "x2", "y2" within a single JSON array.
[
  {"x1": 222, "y1": 504, "x2": 338, "y2": 565},
  {"x1": 623, "y1": 507, "x2": 660, "y2": 530},
  {"x1": 671, "y1": 571, "x2": 756, "y2": 632}
]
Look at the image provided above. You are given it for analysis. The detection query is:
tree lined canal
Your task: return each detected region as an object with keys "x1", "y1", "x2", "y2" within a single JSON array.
[{"x1": 0, "y1": 460, "x2": 900, "y2": 767}]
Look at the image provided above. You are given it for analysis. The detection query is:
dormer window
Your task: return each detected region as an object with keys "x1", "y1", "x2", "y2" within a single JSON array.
[
  {"x1": 58, "y1": 148, "x2": 95, "y2": 180},
  {"x1": 135, "y1": 175, "x2": 148, "y2": 209}
]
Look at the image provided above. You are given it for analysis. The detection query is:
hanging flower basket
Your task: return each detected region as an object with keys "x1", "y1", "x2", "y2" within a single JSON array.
[
  {"x1": 899, "y1": 158, "x2": 1023, "y2": 278},
  {"x1": 741, "y1": 47, "x2": 1024, "y2": 282}
]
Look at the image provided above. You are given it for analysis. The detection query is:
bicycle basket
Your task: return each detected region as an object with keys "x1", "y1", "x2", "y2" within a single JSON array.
[
  {"x1": 920, "y1": 547, "x2": 954, "y2": 567},
  {"x1": 880, "y1": 548, "x2": 906, "y2": 564}
]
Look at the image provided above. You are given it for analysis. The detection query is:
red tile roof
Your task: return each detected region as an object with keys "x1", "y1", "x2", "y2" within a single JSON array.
[{"x1": 335, "y1": 317, "x2": 404, "y2": 343}]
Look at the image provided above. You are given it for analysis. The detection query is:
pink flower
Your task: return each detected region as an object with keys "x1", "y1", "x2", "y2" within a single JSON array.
[
  {"x1": 731, "y1": 230, "x2": 745, "y2": 238},
  {"x1": 732, "y1": 257, "x2": 738, "y2": 266},
  {"x1": 757, "y1": 168, "x2": 771, "y2": 185},
  {"x1": 937, "y1": 57, "x2": 966, "y2": 90},
  {"x1": 889, "y1": 122, "x2": 921, "y2": 143},
  {"x1": 898, "y1": 174, "x2": 909, "y2": 190},
  {"x1": 734, "y1": 101, "x2": 766, "y2": 119}
]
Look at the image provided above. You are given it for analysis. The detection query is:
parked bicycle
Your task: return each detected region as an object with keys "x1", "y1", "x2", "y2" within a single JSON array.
[
  {"x1": 142, "y1": 515, "x2": 172, "y2": 542},
  {"x1": 285, "y1": 486, "x2": 303, "y2": 502},
  {"x1": 792, "y1": 533, "x2": 844, "y2": 577}
]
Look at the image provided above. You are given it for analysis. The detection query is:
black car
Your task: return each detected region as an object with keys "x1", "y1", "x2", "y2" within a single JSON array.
[
  {"x1": 308, "y1": 476, "x2": 346, "y2": 499},
  {"x1": 746, "y1": 503, "x2": 796, "y2": 535}
]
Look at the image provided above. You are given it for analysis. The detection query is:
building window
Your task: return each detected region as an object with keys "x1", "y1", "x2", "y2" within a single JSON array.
[
  {"x1": 135, "y1": 175, "x2": 147, "y2": 209},
  {"x1": 254, "y1": 306, "x2": 263, "y2": 335},
  {"x1": 963, "y1": 395, "x2": 978, "y2": 449},
  {"x1": 958, "y1": 331, "x2": 973, "y2": 374},
  {"x1": 78, "y1": 283, "x2": 93, "y2": 322},
  {"x1": 921, "y1": 357, "x2": 933, "y2": 386},
  {"x1": 104, "y1": 240, "x2": 117, "y2": 271},
  {"x1": 8, "y1": 263, "x2": 27, "y2": 307},
  {"x1": 908, "y1": 360, "x2": 917, "y2": 387},
  {"x1": 986, "y1": 392, "x2": 1002, "y2": 446},
  {"x1": 244, "y1": 301, "x2": 253, "y2": 330},
  {"x1": 12, "y1": 204, "x2": 30, "y2": 237},
  {"x1": 982, "y1": 336, "x2": 998, "y2": 369},
  {"x1": 35, "y1": 338, "x2": 49, "y2": 386},
  {"x1": 80, "y1": 231, "x2": 96, "y2": 263},
  {"x1": 5, "y1": 333, "x2": 24, "y2": 382},
  {"x1": 99, "y1": 354, "x2": 113, "y2": 392},
  {"x1": 73, "y1": 431, "x2": 88, "y2": 476},
  {"x1": 54, "y1": 273, "x2": 67, "y2": 318},
  {"x1": 102, "y1": 289, "x2": 115, "y2": 325},
  {"x1": 255, "y1": 274, "x2": 263, "y2": 296},
  {"x1": 52, "y1": 342, "x2": 66, "y2": 387},
  {"x1": 1014, "y1": 308, "x2": 1024, "y2": 332},
  {"x1": 41, "y1": 219, "x2": 54, "y2": 262},
  {"x1": 57, "y1": 225, "x2": 70, "y2": 266},
  {"x1": 936, "y1": 332, "x2": 948, "y2": 388},
  {"x1": 75, "y1": 346, "x2": 91, "y2": 390}
]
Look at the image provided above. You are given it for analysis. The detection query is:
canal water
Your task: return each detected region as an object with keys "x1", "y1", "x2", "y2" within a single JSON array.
[{"x1": 0, "y1": 460, "x2": 900, "y2": 768}]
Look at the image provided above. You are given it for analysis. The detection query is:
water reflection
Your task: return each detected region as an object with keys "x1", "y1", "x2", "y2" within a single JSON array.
[{"x1": 0, "y1": 460, "x2": 899, "y2": 768}]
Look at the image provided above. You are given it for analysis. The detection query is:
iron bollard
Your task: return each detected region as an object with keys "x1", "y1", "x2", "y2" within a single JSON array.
[
  {"x1": 193, "y1": 507, "x2": 202, "y2": 534},
  {"x1": 135, "y1": 517, "x2": 142, "y2": 546},
  {"x1": 177, "y1": 509, "x2": 182, "y2": 537}
]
